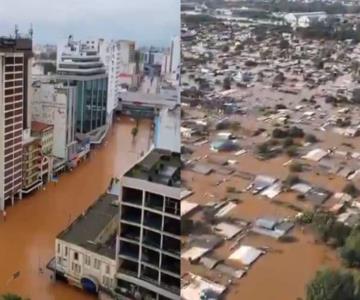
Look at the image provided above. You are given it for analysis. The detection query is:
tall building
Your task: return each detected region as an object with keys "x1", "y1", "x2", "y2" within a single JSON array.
[
  {"x1": 161, "y1": 37, "x2": 180, "y2": 84},
  {"x1": 106, "y1": 40, "x2": 141, "y2": 91},
  {"x1": 67, "y1": 38, "x2": 142, "y2": 125},
  {"x1": 0, "y1": 35, "x2": 33, "y2": 209},
  {"x1": 115, "y1": 149, "x2": 181, "y2": 300},
  {"x1": 113, "y1": 40, "x2": 139, "y2": 90},
  {"x1": 57, "y1": 36, "x2": 108, "y2": 135},
  {"x1": 32, "y1": 80, "x2": 78, "y2": 172}
]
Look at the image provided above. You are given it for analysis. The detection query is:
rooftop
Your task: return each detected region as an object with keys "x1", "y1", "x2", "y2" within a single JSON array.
[
  {"x1": 57, "y1": 191, "x2": 119, "y2": 259},
  {"x1": 0, "y1": 36, "x2": 32, "y2": 53},
  {"x1": 119, "y1": 91, "x2": 179, "y2": 108},
  {"x1": 125, "y1": 148, "x2": 181, "y2": 188}
]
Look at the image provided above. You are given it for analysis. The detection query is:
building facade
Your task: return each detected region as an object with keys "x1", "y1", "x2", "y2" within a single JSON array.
[
  {"x1": 22, "y1": 129, "x2": 42, "y2": 193},
  {"x1": 32, "y1": 81, "x2": 77, "y2": 167},
  {"x1": 57, "y1": 36, "x2": 108, "y2": 135},
  {"x1": 115, "y1": 149, "x2": 181, "y2": 300},
  {"x1": 161, "y1": 37, "x2": 180, "y2": 85},
  {"x1": 0, "y1": 36, "x2": 33, "y2": 210},
  {"x1": 53, "y1": 179, "x2": 120, "y2": 295},
  {"x1": 31, "y1": 121, "x2": 54, "y2": 182}
]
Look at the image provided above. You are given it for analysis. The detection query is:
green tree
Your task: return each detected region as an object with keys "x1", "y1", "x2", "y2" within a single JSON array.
[
  {"x1": 257, "y1": 142, "x2": 269, "y2": 154},
  {"x1": 283, "y1": 137, "x2": 294, "y2": 148},
  {"x1": 306, "y1": 269, "x2": 357, "y2": 300},
  {"x1": 286, "y1": 145, "x2": 299, "y2": 157},
  {"x1": 312, "y1": 211, "x2": 336, "y2": 242},
  {"x1": 311, "y1": 211, "x2": 350, "y2": 247},
  {"x1": 341, "y1": 227, "x2": 360, "y2": 267}
]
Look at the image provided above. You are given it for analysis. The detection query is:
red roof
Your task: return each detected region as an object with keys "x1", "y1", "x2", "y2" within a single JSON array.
[{"x1": 31, "y1": 121, "x2": 53, "y2": 133}]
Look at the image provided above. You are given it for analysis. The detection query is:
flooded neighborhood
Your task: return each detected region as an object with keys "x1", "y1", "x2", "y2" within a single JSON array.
[
  {"x1": 6, "y1": 0, "x2": 360, "y2": 299},
  {"x1": 181, "y1": 1, "x2": 360, "y2": 299}
]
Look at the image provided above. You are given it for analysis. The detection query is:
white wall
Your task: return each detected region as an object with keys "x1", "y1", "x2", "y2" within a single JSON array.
[
  {"x1": 32, "y1": 84, "x2": 69, "y2": 160},
  {"x1": 55, "y1": 239, "x2": 117, "y2": 290}
]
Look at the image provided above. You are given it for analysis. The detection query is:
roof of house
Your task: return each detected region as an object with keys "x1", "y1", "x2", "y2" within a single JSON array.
[{"x1": 57, "y1": 192, "x2": 119, "y2": 259}]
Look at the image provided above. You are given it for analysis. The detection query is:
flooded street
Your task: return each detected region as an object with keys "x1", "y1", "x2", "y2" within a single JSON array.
[{"x1": 0, "y1": 116, "x2": 152, "y2": 300}]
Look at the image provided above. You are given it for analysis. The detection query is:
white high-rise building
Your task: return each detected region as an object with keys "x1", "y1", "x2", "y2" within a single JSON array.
[
  {"x1": 162, "y1": 37, "x2": 180, "y2": 84},
  {"x1": 112, "y1": 40, "x2": 139, "y2": 90},
  {"x1": 97, "y1": 39, "x2": 141, "y2": 123}
]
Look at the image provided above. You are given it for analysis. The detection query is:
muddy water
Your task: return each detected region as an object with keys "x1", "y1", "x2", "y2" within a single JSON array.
[
  {"x1": 182, "y1": 143, "x2": 341, "y2": 300},
  {"x1": 0, "y1": 117, "x2": 152, "y2": 300}
]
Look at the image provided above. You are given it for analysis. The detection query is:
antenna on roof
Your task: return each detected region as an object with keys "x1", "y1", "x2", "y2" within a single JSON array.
[
  {"x1": 15, "y1": 24, "x2": 19, "y2": 39},
  {"x1": 68, "y1": 34, "x2": 73, "y2": 46},
  {"x1": 29, "y1": 24, "x2": 33, "y2": 39}
]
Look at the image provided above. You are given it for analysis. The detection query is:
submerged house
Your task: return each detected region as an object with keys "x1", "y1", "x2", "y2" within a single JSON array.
[{"x1": 210, "y1": 132, "x2": 240, "y2": 152}]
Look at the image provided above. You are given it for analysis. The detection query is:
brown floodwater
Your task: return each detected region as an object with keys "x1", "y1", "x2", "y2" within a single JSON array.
[
  {"x1": 182, "y1": 142, "x2": 341, "y2": 300},
  {"x1": 0, "y1": 116, "x2": 152, "y2": 300}
]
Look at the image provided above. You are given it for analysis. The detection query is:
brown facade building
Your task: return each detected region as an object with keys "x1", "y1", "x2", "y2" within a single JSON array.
[{"x1": 0, "y1": 36, "x2": 33, "y2": 209}]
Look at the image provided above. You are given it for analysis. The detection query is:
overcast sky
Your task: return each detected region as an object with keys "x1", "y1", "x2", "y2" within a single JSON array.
[{"x1": 0, "y1": 0, "x2": 180, "y2": 46}]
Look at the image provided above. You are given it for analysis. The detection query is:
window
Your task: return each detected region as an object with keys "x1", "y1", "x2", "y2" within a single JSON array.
[
  {"x1": 94, "y1": 258, "x2": 101, "y2": 270},
  {"x1": 57, "y1": 243, "x2": 61, "y2": 254},
  {"x1": 72, "y1": 262, "x2": 81, "y2": 274},
  {"x1": 64, "y1": 246, "x2": 68, "y2": 257},
  {"x1": 102, "y1": 276, "x2": 112, "y2": 288},
  {"x1": 85, "y1": 255, "x2": 91, "y2": 266},
  {"x1": 57, "y1": 257, "x2": 62, "y2": 265},
  {"x1": 105, "y1": 264, "x2": 110, "y2": 275}
]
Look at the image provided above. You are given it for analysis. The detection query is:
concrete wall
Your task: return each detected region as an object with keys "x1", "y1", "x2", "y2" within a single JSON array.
[{"x1": 32, "y1": 84, "x2": 72, "y2": 160}]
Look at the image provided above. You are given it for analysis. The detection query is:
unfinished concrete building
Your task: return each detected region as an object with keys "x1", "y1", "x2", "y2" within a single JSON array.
[{"x1": 115, "y1": 149, "x2": 181, "y2": 300}]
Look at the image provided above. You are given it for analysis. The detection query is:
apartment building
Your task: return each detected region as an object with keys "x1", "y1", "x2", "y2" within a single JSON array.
[
  {"x1": 161, "y1": 37, "x2": 180, "y2": 84},
  {"x1": 116, "y1": 149, "x2": 181, "y2": 300},
  {"x1": 112, "y1": 40, "x2": 140, "y2": 90},
  {"x1": 0, "y1": 36, "x2": 33, "y2": 210},
  {"x1": 53, "y1": 179, "x2": 120, "y2": 295},
  {"x1": 31, "y1": 121, "x2": 54, "y2": 182},
  {"x1": 22, "y1": 129, "x2": 42, "y2": 193},
  {"x1": 101, "y1": 40, "x2": 141, "y2": 110}
]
